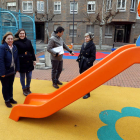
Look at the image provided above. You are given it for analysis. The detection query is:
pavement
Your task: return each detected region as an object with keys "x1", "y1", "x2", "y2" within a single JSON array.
[{"x1": 15, "y1": 43, "x2": 140, "y2": 88}]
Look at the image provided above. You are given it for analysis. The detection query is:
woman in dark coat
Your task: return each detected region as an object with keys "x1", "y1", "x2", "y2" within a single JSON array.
[
  {"x1": 0, "y1": 32, "x2": 20, "y2": 108},
  {"x1": 77, "y1": 32, "x2": 96, "y2": 99},
  {"x1": 14, "y1": 29, "x2": 36, "y2": 96}
]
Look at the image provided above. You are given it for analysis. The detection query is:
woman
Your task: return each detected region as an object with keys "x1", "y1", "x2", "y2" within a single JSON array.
[
  {"x1": 77, "y1": 32, "x2": 96, "y2": 99},
  {"x1": 14, "y1": 29, "x2": 36, "y2": 96},
  {"x1": 0, "y1": 32, "x2": 20, "y2": 108}
]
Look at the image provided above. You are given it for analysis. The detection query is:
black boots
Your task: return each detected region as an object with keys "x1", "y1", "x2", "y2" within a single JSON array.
[
  {"x1": 10, "y1": 99, "x2": 17, "y2": 104},
  {"x1": 53, "y1": 81, "x2": 63, "y2": 89},
  {"x1": 57, "y1": 81, "x2": 63, "y2": 85},
  {"x1": 83, "y1": 93, "x2": 90, "y2": 99},
  {"x1": 5, "y1": 99, "x2": 17, "y2": 108},
  {"x1": 5, "y1": 101, "x2": 12, "y2": 108},
  {"x1": 23, "y1": 87, "x2": 32, "y2": 96},
  {"x1": 27, "y1": 87, "x2": 32, "y2": 93},
  {"x1": 52, "y1": 80, "x2": 60, "y2": 89},
  {"x1": 53, "y1": 83, "x2": 59, "y2": 89},
  {"x1": 23, "y1": 88, "x2": 28, "y2": 96}
]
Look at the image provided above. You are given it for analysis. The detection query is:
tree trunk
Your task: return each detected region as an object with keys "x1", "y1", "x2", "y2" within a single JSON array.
[
  {"x1": 1, "y1": 0, "x2": 4, "y2": 9},
  {"x1": 45, "y1": 22, "x2": 49, "y2": 44},
  {"x1": 99, "y1": 26, "x2": 103, "y2": 49}
]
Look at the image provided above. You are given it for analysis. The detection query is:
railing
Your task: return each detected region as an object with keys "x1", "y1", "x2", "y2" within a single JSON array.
[{"x1": 0, "y1": 8, "x2": 36, "y2": 54}]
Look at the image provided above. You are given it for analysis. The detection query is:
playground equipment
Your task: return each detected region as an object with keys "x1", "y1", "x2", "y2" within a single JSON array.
[
  {"x1": 138, "y1": 1, "x2": 140, "y2": 17},
  {"x1": 0, "y1": 8, "x2": 36, "y2": 53},
  {"x1": 9, "y1": 2, "x2": 140, "y2": 121},
  {"x1": 10, "y1": 43, "x2": 140, "y2": 121}
]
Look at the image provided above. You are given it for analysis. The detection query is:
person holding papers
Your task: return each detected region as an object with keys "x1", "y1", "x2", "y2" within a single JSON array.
[{"x1": 47, "y1": 26, "x2": 74, "y2": 89}]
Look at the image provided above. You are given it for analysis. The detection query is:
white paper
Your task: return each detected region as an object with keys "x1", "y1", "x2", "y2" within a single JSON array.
[{"x1": 52, "y1": 46, "x2": 64, "y2": 55}]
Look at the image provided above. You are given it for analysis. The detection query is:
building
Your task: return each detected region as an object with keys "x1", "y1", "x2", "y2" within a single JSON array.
[{"x1": 0, "y1": 0, "x2": 140, "y2": 47}]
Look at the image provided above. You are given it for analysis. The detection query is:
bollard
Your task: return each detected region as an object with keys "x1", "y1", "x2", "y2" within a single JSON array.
[{"x1": 45, "y1": 47, "x2": 52, "y2": 67}]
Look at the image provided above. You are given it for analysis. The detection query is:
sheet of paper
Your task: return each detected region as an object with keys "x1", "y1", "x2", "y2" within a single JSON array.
[{"x1": 52, "y1": 46, "x2": 64, "y2": 55}]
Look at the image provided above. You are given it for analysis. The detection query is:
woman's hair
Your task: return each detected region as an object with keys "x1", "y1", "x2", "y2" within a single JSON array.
[
  {"x1": 84, "y1": 32, "x2": 94, "y2": 40},
  {"x1": 1, "y1": 32, "x2": 13, "y2": 44},
  {"x1": 14, "y1": 28, "x2": 26, "y2": 38}
]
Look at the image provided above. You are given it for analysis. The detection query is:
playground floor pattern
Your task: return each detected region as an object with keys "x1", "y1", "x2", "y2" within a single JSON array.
[{"x1": 4, "y1": 51, "x2": 140, "y2": 140}]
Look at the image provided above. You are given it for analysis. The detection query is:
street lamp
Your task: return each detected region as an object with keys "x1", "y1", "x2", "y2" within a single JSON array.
[
  {"x1": 46, "y1": 0, "x2": 49, "y2": 44},
  {"x1": 72, "y1": 0, "x2": 75, "y2": 45}
]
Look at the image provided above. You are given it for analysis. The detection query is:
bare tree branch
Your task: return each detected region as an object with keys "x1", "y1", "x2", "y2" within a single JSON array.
[
  {"x1": 35, "y1": 9, "x2": 55, "y2": 22},
  {"x1": 34, "y1": 1, "x2": 55, "y2": 22},
  {"x1": 83, "y1": 0, "x2": 119, "y2": 49},
  {"x1": 84, "y1": 0, "x2": 119, "y2": 26}
]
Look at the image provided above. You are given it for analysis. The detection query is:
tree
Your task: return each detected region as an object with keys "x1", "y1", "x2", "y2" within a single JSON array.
[
  {"x1": 0, "y1": 0, "x2": 5, "y2": 9},
  {"x1": 83, "y1": 0, "x2": 119, "y2": 49},
  {"x1": 34, "y1": 0, "x2": 55, "y2": 44}
]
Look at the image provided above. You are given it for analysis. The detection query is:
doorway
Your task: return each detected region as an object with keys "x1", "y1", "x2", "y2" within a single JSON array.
[
  {"x1": 115, "y1": 29, "x2": 124, "y2": 42},
  {"x1": 114, "y1": 24, "x2": 131, "y2": 43},
  {"x1": 35, "y1": 22, "x2": 44, "y2": 42}
]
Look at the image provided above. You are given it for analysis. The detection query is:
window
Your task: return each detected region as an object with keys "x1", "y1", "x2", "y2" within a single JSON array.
[
  {"x1": 70, "y1": 2, "x2": 78, "y2": 14},
  {"x1": 37, "y1": 1, "x2": 44, "y2": 13},
  {"x1": 86, "y1": 25, "x2": 94, "y2": 35},
  {"x1": 69, "y1": 25, "x2": 77, "y2": 37},
  {"x1": 7, "y1": 2, "x2": 16, "y2": 11},
  {"x1": 106, "y1": 0, "x2": 112, "y2": 11},
  {"x1": 117, "y1": 0, "x2": 126, "y2": 11},
  {"x1": 105, "y1": 25, "x2": 112, "y2": 37},
  {"x1": 130, "y1": 0, "x2": 136, "y2": 12},
  {"x1": 87, "y1": 1, "x2": 96, "y2": 13},
  {"x1": 54, "y1": 24, "x2": 60, "y2": 31},
  {"x1": 22, "y1": 1, "x2": 33, "y2": 13},
  {"x1": 54, "y1": 2, "x2": 61, "y2": 14}
]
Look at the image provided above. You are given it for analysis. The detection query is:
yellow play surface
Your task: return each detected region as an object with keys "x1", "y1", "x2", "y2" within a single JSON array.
[{"x1": 0, "y1": 78, "x2": 140, "y2": 140}]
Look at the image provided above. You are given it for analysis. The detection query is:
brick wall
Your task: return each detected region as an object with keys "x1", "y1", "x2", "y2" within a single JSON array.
[{"x1": 2, "y1": 0, "x2": 140, "y2": 46}]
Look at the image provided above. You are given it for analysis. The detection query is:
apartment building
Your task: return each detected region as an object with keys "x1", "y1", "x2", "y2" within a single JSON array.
[{"x1": 0, "y1": 0, "x2": 140, "y2": 46}]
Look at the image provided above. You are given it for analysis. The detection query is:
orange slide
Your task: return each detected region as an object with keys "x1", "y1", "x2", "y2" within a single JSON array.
[
  {"x1": 9, "y1": 44, "x2": 140, "y2": 121},
  {"x1": 138, "y1": 1, "x2": 140, "y2": 17}
]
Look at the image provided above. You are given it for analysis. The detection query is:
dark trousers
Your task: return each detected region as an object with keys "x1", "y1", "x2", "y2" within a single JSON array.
[
  {"x1": 1, "y1": 74, "x2": 15, "y2": 102},
  {"x1": 51, "y1": 60, "x2": 63, "y2": 84}
]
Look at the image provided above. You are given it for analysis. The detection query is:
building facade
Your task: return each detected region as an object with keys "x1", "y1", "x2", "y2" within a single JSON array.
[{"x1": 0, "y1": 0, "x2": 140, "y2": 47}]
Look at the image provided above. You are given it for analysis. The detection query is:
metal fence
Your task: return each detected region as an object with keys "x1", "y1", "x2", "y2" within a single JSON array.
[{"x1": 0, "y1": 8, "x2": 36, "y2": 53}]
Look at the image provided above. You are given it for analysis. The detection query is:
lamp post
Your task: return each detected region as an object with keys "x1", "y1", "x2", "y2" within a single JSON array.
[
  {"x1": 72, "y1": 0, "x2": 75, "y2": 45},
  {"x1": 46, "y1": 0, "x2": 49, "y2": 44}
]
